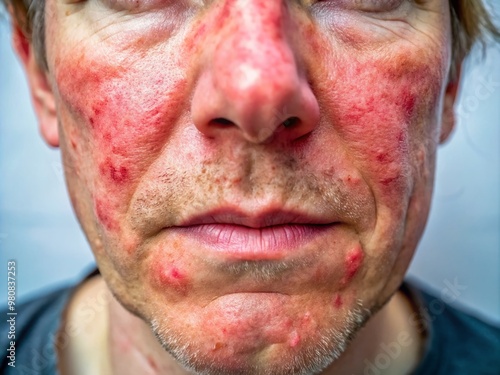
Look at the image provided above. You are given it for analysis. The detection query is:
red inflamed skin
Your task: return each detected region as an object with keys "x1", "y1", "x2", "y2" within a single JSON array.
[{"x1": 27, "y1": 0, "x2": 458, "y2": 373}]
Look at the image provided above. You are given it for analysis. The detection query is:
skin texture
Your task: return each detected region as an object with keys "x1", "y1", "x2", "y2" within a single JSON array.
[{"x1": 13, "y1": 0, "x2": 459, "y2": 373}]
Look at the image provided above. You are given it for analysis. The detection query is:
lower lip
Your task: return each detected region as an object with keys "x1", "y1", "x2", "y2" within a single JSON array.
[{"x1": 173, "y1": 224, "x2": 334, "y2": 260}]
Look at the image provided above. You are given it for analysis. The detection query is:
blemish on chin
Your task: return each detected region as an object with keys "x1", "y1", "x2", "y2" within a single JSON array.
[
  {"x1": 154, "y1": 262, "x2": 191, "y2": 296},
  {"x1": 289, "y1": 330, "x2": 300, "y2": 348},
  {"x1": 340, "y1": 246, "x2": 364, "y2": 286}
]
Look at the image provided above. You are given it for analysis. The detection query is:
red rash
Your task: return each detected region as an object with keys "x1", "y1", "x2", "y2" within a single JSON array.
[
  {"x1": 94, "y1": 197, "x2": 118, "y2": 232},
  {"x1": 47, "y1": 0, "x2": 451, "y2": 369},
  {"x1": 99, "y1": 158, "x2": 129, "y2": 185}
]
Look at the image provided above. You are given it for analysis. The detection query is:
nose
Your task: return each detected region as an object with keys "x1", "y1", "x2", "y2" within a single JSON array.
[{"x1": 191, "y1": 0, "x2": 320, "y2": 144}]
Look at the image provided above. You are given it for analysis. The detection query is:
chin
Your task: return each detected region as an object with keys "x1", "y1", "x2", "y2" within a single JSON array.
[{"x1": 146, "y1": 300, "x2": 370, "y2": 375}]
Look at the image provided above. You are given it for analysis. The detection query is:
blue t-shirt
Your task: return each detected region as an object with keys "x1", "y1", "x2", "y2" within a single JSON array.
[{"x1": 1, "y1": 275, "x2": 499, "y2": 374}]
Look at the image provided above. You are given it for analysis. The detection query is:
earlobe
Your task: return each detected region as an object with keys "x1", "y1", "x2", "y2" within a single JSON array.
[
  {"x1": 11, "y1": 23, "x2": 59, "y2": 147},
  {"x1": 439, "y1": 66, "x2": 462, "y2": 145}
]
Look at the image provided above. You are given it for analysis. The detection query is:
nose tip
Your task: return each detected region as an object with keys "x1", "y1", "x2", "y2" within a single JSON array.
[{"x1": 190, "y1": 0, "x2": 320, "y2": 144}]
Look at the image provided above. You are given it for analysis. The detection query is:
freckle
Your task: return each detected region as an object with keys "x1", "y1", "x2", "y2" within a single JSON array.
[
  {"x1": 333, "y1": 294, "x2": 343, "y2": 308},
  {"x1": 213, "y1": 342, "x2": 224, "y2": 351}
]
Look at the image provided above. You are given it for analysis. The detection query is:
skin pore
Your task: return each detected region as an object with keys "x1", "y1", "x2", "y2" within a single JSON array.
[{"x1": 13, "y1": 0, "x2": 459, "y2": 374}]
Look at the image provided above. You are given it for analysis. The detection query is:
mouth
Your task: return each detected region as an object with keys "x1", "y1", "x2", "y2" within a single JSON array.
[{"x1": 172, "y1": 208, "x2": 337, "y2": 261}]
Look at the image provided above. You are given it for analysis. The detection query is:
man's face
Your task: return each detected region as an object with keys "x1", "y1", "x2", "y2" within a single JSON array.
[{"x1": 39, "y1": 0, "x2": 452, "y2": 372}]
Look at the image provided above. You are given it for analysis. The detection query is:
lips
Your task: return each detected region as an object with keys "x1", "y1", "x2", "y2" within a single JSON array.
[{"x1": 173, "y1": 209, "x2": 336, "y2": 260}]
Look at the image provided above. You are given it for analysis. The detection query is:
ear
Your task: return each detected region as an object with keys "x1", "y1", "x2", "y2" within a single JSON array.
[
  {"x1": 11, "y1": 23, "x2": 59, "y2": 147},
  {"x1": 439, "y1": 65, "x2": 462, "y2": 144}
]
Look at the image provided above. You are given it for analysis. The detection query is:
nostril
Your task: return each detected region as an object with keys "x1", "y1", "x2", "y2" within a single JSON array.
[
  {"x1": 282, "y1": 117, "x2": 300, "y2": 128},
  {"x1": 210, "y1": 118, "x2": 234, "y2": 127}
]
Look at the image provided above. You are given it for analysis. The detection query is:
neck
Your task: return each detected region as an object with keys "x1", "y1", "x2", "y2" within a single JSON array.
[
  {"x1": 323, "y1": 290, "x2": 423, "y2": 375},
  {"x1": 107, "y1": 293, "x2": 189, "y2": 375}
]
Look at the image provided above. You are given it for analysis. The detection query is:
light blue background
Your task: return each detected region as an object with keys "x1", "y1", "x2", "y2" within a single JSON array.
[{"x1": 0, "y1": 6, "x2": 499, "y2": 325}]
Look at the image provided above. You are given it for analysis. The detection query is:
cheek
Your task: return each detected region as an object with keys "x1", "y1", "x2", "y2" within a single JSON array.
[
  {"x1": 321, "y1": 51, "x2": 445, "y2": 198},
  {"x1": 54, "y1": 47, "x2": 188, "y2": 232}
]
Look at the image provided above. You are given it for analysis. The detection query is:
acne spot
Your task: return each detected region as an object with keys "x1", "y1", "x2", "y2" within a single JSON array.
[
  {"x1": 156, "y1": 264, "x2": 191, "y2": 296},
  {"x1": 289, "y1": 330, "x2": 300, "y2": 348},
  {"x1": 333, "y1": 294, "x2": 343, "y2": 309},
  {"x1": 341, "y1": 247, "x2": 364, "y2": 286},
  {"x1": 376, "y1": 152, "x2": 390, "y2": 163},
  {"x1": 99, "y1": 158, "x2": 129, "y2": 185},
  {"x1": 94, "y1": 198, "x2": 118, "y2": 231}
]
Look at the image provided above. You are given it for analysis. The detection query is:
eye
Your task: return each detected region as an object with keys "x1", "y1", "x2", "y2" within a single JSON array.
[
  {"x1": 321, "y1": 0, "x2": 407, "y2": 13},
  {"x1": 102, "y1": 0, "x2": 142, "y2": 11},
  {"x1": 100, "y1": 0, "x2": 174, "y2": 12}
]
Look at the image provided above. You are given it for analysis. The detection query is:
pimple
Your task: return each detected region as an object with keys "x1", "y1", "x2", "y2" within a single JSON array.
[
  {"x1": 155, "y1": 264, "x2": 191, "y2": 296},
  {"x1": 341, "y1": 247, "x2": 364, "y2": 286},
  {"x1": 289, "y1": 330, "x2": 300, "y2": 348},
  {"x1": 376, "y1": 152, "x2": 390, "y2": 163},
  {"x1": 344, "y1": 174, "x2": 361, "y2": 187}
]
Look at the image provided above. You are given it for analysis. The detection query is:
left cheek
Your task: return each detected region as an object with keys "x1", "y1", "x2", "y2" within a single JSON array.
[{"x1": 328, "y1": 57, "x2": 443, "y2": 205}]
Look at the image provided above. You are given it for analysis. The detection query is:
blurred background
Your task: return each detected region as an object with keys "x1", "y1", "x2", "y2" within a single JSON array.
[{"x1": 0, "y1": 4, "x2": 499, "y2": 325}]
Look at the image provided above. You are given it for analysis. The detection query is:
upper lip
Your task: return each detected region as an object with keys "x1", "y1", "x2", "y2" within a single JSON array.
[{"x1": 178, "y1": 208, "x2": 336, "y2": 228}]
